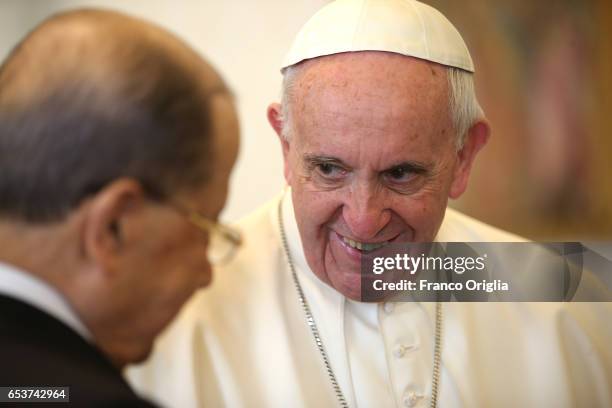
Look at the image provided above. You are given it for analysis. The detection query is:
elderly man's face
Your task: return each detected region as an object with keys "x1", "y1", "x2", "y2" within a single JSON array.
[
  {"x1": 93, "y1": 93, "x2": 240, "y2": 366},
  {"x1": 271, "y1": 52, "x2": 486, "y2": 300}
]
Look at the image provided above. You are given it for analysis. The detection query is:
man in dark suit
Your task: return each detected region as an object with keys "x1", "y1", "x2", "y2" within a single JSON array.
[{"x1": 0, "y1": 9, "x2": 240, "y2": 406}]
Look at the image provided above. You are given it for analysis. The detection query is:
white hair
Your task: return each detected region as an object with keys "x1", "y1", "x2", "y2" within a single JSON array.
[
  {"x1": 280, "y1": 63, "x2": 484, "y2": 149},
  {"x1": 447, "y1": 66, "x2": 485, "y2": 149}
]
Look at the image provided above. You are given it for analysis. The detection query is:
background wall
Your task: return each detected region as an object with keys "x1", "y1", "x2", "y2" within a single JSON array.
[
  {"x1": 428, "y1": 0, "x2": 612, "y2": 240},
  {"x1": 1, "y1": 0, "x2": 611, "y2": 239}
]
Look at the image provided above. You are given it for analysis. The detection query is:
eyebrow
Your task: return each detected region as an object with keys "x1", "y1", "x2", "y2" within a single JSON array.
[
  {"x1": 303, "y1": 154, "x2": 429, "y2": 174},
  {"x1": 303, "y1": 154, "x2": 350, "y2": 168}
]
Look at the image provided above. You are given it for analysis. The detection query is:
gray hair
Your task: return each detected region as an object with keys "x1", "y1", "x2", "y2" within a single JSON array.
[{"x1": 280, "y1": 63, "x2": 484, "y2": 149}]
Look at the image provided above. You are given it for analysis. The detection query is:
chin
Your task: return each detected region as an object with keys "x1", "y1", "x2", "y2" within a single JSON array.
[
  {"x1": 325, "y1": 268, "x2": 363, "y2": 301},
  {"x1": 129, "y1": 342, "x2": 155, "y2": 365},
  {"x1": 105, "y1": 340, "x2": 153, "y2": 369},
  {"x1": 337, "y1": 285, "x2": 362, "y2": 301}
]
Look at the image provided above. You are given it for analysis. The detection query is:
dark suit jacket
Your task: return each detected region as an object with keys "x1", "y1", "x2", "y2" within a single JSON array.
[{"x1": 0, "y1": 294, "x2": 157, "y2": 407}]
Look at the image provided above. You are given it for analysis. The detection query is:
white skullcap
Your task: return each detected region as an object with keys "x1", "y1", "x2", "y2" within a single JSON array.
[{"x1": 281, "y1": 0, "x2": 474, "y2": 72}]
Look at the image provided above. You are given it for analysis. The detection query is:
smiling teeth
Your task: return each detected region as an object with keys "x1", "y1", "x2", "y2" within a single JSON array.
[{"x1": 342, "y1": 237, "x2": 389, "y2": 251}]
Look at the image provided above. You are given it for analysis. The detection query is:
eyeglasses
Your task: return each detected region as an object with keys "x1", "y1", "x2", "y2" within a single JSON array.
[{"x1": 168, "y1": 202, "x2": 242, "y2": 266}]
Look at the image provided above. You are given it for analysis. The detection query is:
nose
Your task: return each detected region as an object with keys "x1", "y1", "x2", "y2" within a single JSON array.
[{"x1": 341, "y1": 184, "x2": 391, "y2": 240}]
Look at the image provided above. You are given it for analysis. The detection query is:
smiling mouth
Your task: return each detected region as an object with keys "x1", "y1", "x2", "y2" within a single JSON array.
[{"x1": 340, "y1": 235, "x2": 393, "y2": 252}]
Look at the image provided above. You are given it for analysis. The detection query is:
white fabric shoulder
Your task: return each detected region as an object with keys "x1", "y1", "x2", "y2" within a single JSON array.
[{"x1": 438, "y1": 207, "x2": 526, "y2": 242}]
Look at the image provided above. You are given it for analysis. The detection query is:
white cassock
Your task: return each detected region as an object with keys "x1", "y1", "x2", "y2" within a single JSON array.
[{"x1": 127, "y1": 192, "x2": 612, "y2": 408}]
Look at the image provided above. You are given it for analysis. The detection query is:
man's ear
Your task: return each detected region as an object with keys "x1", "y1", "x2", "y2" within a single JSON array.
[
  {"x1": 267, "y1": 102, "x2": 292, "y2": 183},
  {"x1": 449, "y1": 120, "x2": 490, "y2": 199},
  {"x1": 82, "y1": 178, "x2": 145, "y2": 273}
]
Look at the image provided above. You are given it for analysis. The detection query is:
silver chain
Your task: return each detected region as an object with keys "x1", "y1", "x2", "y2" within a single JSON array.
[
  {"x1": 430, "y1": 301, "x2": 443, "y2": 408},
  {"x1": 277, "y1": 197, "x2": 443, "y2": 408}
]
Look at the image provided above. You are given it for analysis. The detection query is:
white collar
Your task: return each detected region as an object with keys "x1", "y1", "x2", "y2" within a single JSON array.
[{"x1": 0, "y1": 261, "x2": 92, "y2": 340}]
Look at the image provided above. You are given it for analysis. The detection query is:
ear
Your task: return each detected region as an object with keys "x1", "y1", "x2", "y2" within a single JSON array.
[
  {"x1": 82, "y1": 178, "x2": 146, "y2": 274},
  {"x1": 267, "y1": 102, "x2": 292, "y2": 183},
  {"x1": 449, "y1": 120, "x2": 490, "y2": 199}
]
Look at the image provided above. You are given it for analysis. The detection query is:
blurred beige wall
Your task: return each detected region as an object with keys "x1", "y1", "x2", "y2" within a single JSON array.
[{"x1": 428, "y1": 0, "x2": 612, "y2": 240}]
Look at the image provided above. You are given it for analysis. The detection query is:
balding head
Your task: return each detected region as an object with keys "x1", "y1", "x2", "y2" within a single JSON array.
[{"x1": 0, "y1": 9, "x2": 230, "y2": 222}]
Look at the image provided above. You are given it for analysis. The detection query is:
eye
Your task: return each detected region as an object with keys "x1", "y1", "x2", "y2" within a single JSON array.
[
  {"x1": 318, "y1": 163, "x2": 336, "y2": 175},
  {"x1": 381, "y1": 164, "x2": 428, "y2": 195},
  {"x1": 385, "y1": 166, "x2": 415, "y2": 182},
  {"x1": 315, "y1": 162, "x2": 346, "y2": 178}
]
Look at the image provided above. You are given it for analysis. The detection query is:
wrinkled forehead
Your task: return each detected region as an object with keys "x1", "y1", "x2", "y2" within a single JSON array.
[{"x1": 290, "y1": 52, "x2": 451, "y2": 131}]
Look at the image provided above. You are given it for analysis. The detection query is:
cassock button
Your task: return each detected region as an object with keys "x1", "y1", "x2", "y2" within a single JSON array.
[
  {"x1": 402, "y1": 391, "x2": 424, "y2": 407},
  {"x1": 393, "y1": 343, "x2": 415, "y2": 358},
  {"x1": 383, "y1": 302, "x2": 395, "y2": 314}
]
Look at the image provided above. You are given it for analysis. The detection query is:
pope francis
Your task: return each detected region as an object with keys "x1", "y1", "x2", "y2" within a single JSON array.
[{"x1": 127, "y1": 1, "x2": 612, "y2": 407}]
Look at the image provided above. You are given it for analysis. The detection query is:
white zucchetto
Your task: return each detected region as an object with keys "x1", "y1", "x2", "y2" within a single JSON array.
[{"x1": 281, "y1": 0, "x2": 474, "y2": 72}]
